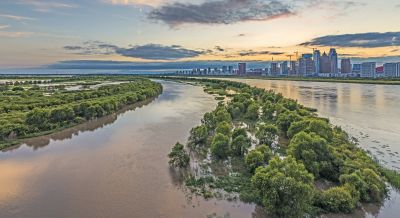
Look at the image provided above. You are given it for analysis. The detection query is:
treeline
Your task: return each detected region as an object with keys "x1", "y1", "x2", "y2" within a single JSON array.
[
  {"x1": 0, "y1": 77, "x2": 162, "y2": 146},
  {"x1": 167, "y1": 77, "x2": 397, "y2": 218}
]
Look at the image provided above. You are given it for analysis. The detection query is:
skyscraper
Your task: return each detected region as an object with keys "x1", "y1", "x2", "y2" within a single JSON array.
[
  {"x1": 270, "y1": 62, "x2": 279, "y2": 76},
  {"x1": 299, "y1": 54, "x2": 315, "y2": 76},
  {"x1": 341, "y1": 59, "x2": 352, "y2": 74},
  {"x1": 320, "y1": 52, "x2": 331, "y2": 74},
  {"x1": 313, "y1": 50, "x2": 321, "y2": 74},
  {"x1": 397, "y1": 63, "x2": 400, "y2": 77},
  {"x1": 238, "y1": 63, "x2": 246, "y2": 75},
  {"x1": 383, "y1": 63, "x2": 397, "y2": 77},
  {"x1": 361, "y1": 62, "x2": 376, "y2": 78},
  {"x1": 280, "y1": 61, "x2": 288, "y2": 75},
  {"x1": 329, "y1": 48, "x2": 338, "y2": 74},
  {"x1": 290, "y1": 61, "x2": 297, "y2": 76}
]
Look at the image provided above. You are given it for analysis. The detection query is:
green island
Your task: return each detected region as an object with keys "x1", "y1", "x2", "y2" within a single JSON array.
[
  {"x1": 165, "y1": 77, "x2": 400, "y2": 217},
  {"x1": 0, "y1": 76, "x2": 162, "y2": 149},
  {"x1": 186, "y1": 75, "x2": 400, "y2": 85}
]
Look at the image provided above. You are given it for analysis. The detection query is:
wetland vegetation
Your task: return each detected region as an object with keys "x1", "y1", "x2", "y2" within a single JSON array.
[
  {"x1": 0, "y1": 76, "x2": 162, "y2": 149},
  {"x1": 166, "y1": 77, "x2": 400, "y2": 218}
]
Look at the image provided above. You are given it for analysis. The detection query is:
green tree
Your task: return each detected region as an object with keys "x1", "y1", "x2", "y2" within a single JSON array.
[
  {"x1": 215, "y1": 121, "x2": 232, "y2": 136},
  {"x1": 255, "y1": 124, "x2": 278, "y2": 146},
  {"x1": 168, "y1": 142, "x2": 190, "y2": 168},
  {"x1": 26, "y1": 108, "x2": 50, "y2": 130},
  {"x1": 232, "y1": 128, "x2": 247, "y2": 139},
  {"x1": 211, "y1": 133, "x2": 230, "y2": 159},
  {"x1": 318, "y1": 186, "x2": 356, "y2": 213},
  {"x1": 188, "y1": 125, "x2": 208, "y2": 147},
  {"x1": 339, "y1": 169, "x2": 386, "y2": 203},
  {"x1": 245, "y1": 150, "x2": 264, "y2": 172},
  {"x1": 261, "y1": 101, "x2": 275, "y2": 121},
  {"x1": 202, "y1": 112, "x2": 216, "y2": 130},
  {"x1": 276, "y1": 110, "x2": 301, "y2": 133},
  {"x1": 288, "y1": 131, "x2": 334, "y2": 178},
  {"x1": 252, "y1": 156, "x2": 314, "y2": 218},
  {"x1": 232, "y1": 135, "x2": 251, "y2": 156},
  {"x1": 255, "y1": 144, "x2": 273, "y2": 163},
  {"x1": 245, "y1": 102, "x2": 259, "y2": 120}
]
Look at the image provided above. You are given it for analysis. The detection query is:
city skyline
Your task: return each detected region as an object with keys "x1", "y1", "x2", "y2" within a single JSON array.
[{"x1": 0, "y1": 0, "x2": 400, "y2": 68}]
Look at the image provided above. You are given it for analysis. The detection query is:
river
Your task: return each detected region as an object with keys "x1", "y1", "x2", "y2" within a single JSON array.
[
  {"x1": 0, "y1": 81, "x2": 258, "y2": 218},
  {"x1": 0, "y1": 80, "x2": 399, "y2": 218}
]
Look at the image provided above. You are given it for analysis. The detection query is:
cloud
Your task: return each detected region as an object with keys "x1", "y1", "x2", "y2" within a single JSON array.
[
  {"x1": 0, "y1": 25, "x2": 9, "y2": 29},
  {"x1": 0, "y1": 31, "x2": 34, "y2": 38},
  {"x1": 16, "y1": 0, "x2": 78, "y2": 12},
  {"x1": 0, "y1": 13, "x2": 35, "y2": 21},
  {"x1": 300, "y1": 32, "x2": 400, "y2": 48},
  {"x1": 237, "y1": 33, "x2": 246, "y2": 37},
  {"x1": 63, "y1": 41, "x2": 204, "y2": 60},
  {"x1": 116, "y1": 44, "x2": 203, "y2": 60},
  {"x1": 148, "y1": 0, "x2": 294, "y2": 26},
  {"x1": 214, "y1": 46, "x2": 225, "y2": 52},
  {"x1": 235, "y1": 50, "x2": 284, "y2": 57},
  {"x1": 63, "y1": 41, "x2": 118, "y2": 55},
  {"x1": 105, "y1": 0, "x2": 163, "y2": 7}
]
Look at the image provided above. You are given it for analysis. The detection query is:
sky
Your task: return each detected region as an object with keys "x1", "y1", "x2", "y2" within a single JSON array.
[{"x1": 0, "y1": 0, "x2": 399, "y2": 68}]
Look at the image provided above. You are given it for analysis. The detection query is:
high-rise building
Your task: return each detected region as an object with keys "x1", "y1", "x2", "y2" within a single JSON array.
[
  {"x1": 299, "y1": 54, "x2": 315, "y2": 76},
  {"x1": 222, "y1": 66, "x2": 227, "y2": 74},
  {"x1": 361, "y1": 62, "x2": 376, "y2": 78},
  {"x1": 270, "y1": 62, "x2": 279, "y2": 76},
  {"x1": 290, "y1": 61, "x2": 297, "y2": 75},
  {"x1": 313, "y1": 50, "x2": 321, "y2": 74},
  {"x1": 280, "y1": 61, "x2": 289, "y2": 75},
  {"x1": 397, "y1": 63, "x2": 400, "y2": 77},
  {"x1": 228, "y1": 66, "x2": 234, "y2": 74},
  {"x1": 329, "y1": 48, "x2": 338, "y2": 74},
  {"x1": 384, "y1": 63, "x2": 397, "y2": 77},
  {"x1": 238, "y1": 63, "x2": 246, "y2": 75},
  {"x1": 341, "y1": 59, "x2": 352, "y2": 74},
  {"x1": 352, "y1": 64, "x2": 361, "y2": 76},
  {"x1": 320, "y1": 52, "x2": 331, "y2": 74}
]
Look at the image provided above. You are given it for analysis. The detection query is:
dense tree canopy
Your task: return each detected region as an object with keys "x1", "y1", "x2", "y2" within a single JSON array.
[
  {"x1": 252, "y1": 157, "x2": 314, "y2": 218},
  {"x1": 0, "y1": 77, "x2": 162, "y2": 145}
]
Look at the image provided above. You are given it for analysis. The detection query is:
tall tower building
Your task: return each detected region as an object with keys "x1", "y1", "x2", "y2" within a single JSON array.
[
  {"x1": 329, "y1": 48, "x2": 338, "y2": 73},
  {"x1": 341, "y1": 59, "x2": 352, "y2": 74},
  {"x1": 320, "y1": 52, "x2": 331, "y2": 74},
  {"x1": 270, "y1": 62, "x2": 279, "y2": 76},
  {"x1": 383, "y1": 63, "x2": 397, "y2": 77},
  {"x1": 280, "y1": 61, "x2": 288, "y2": 75},
  {"x1": 238, "y1": 63, "x2": 246, "y2": 75},
  {"x1": 361, "y1": 62, "x2": 376, "y2": 78},
  {"x1": 299, "y1": 54, "x2": 315, "y2": 76},
  {"x1": 290, "y1": 61, "x2": 297, "y2": 76},
  {"x1": 313, "y1": 50, "x2": 321, "y2": 74}
]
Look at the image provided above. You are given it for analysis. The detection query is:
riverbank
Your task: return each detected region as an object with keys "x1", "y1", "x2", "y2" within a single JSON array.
[
  {"x1": 0, "y1": 76, "x2": 162, "y2": 150},
  {"x1": 179, "y1": 75, "x2": 400, "y2": 85}
]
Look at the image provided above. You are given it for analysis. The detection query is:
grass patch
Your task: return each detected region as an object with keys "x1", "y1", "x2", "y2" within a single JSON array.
[{"x1": 381, "y1": 168, "x2": 400, "y2": 190}]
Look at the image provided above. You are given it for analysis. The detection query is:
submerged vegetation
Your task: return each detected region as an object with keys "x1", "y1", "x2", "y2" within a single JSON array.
[
  {"x1": 0, "y1": 76, "x2": 162, "y2": 149},
  {"x1": 166, "y1": 77, "x2": 400, "y2": 217}
]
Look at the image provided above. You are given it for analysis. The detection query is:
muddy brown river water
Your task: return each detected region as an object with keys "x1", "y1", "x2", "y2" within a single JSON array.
[{"x1": 0, "y1": 80, "x2": 399, "y2": 218}]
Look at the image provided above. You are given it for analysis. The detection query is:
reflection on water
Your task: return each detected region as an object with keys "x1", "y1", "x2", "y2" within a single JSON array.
[
  {"x1": 0, "y1": 81, "x2": 258, "y2": 218},
  {"x1": 0, "y1": 80, "x2": 399, "y2": 218},
  {"x1": 4, "y1": 98, "x2": 155, "y2": 152}
]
